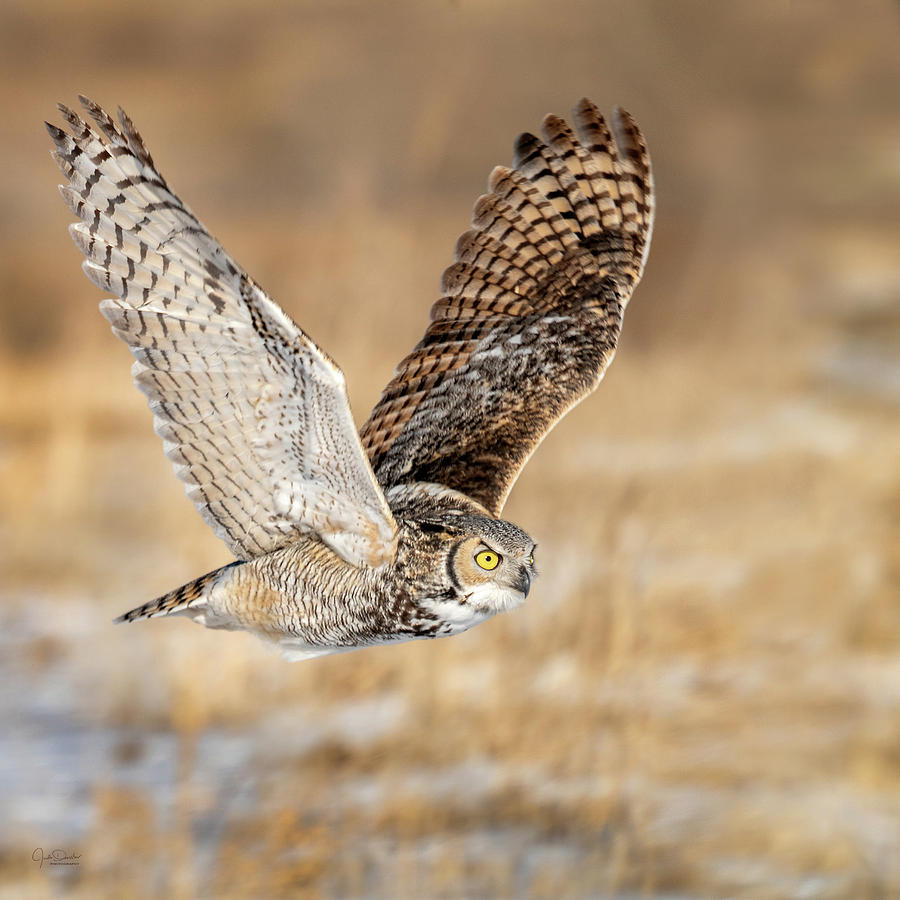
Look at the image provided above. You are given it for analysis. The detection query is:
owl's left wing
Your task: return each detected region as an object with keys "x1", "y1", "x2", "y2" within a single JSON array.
[
  {"x1": 361, "y1": 100, "x2": 654, "y2": 515},
  {"x1": 48, "y1": 98, "x2": 396, "y2": 568}
]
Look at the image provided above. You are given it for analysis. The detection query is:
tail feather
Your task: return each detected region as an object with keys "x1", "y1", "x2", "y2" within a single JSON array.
[{"x1": 114, "y1": 563, "x2": 236, "y2": 624}]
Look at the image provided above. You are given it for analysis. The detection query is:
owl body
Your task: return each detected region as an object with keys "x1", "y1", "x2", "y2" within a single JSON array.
[
  {"x1": 48, "y1": 95, "x2": 653, "y2": 660},
  {"x1": 131, "y1": 484, "x2": 535, "y2": 659}
]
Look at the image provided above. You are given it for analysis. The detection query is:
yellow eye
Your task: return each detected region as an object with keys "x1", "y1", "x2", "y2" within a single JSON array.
[
  {"x1": 475, "y1": 550, "x2": 501, "y2": 571},
  {"x1": 527, "y1": 556, "x2": 534, "y2": 566}
]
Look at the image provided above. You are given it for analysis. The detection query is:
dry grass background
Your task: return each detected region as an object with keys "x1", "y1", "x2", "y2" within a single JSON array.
[{"x1": 1, "y1": 1, "x2": 899, "y2": 897}]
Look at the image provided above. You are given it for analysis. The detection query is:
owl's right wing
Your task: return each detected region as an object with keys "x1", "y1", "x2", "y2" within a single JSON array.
[
  {"x1": 361, "y1": 100, "x2": 653, "y2": 516},
  {"x1": 48, "y1": 98, "x2": 397, "y2": 568}
]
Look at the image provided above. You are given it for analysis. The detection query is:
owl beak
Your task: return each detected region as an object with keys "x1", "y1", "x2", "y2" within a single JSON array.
[{"x1": 514, "y1": 567, "x2": 532, "y2": 599}]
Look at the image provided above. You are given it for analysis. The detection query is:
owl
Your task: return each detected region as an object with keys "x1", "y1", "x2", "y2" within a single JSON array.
[{"x1": 47, "y1": 96, "x2": 653, "y2": 660}]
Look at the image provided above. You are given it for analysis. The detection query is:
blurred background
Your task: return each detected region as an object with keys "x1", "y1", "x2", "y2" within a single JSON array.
[{"x1": 2, "y1": 0, "x2": 899, "y2": 897}]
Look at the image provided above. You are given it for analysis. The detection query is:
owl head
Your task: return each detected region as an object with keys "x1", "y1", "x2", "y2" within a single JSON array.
[
  {"x1": 417, "y1": 513, "x2": 537, "y2": 633},
  {"x1": 451, "y1": 519, "x2": 536, "y2": 603}
]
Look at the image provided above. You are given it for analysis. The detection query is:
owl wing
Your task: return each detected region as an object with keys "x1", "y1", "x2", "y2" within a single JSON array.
[
  {"x1": 48, "y1": 97, "x2": 397, "y2": 568},
  {"x1": 361, "y1": 100, "x2": 654, "y2": 515}
]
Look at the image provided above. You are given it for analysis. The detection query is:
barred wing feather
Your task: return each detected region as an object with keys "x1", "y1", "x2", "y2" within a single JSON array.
[
  {"x1": 361, "y1": 100, "x2": 654, "y2": 515},
  {"x1": 48, "y1": 97, "x2": 397, "y2": 568}
]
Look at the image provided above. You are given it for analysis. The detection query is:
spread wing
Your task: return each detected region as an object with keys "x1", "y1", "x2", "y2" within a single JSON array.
[
  {"x1": 361, "y1": 100, "x2": 654, "y2": 515},
  {"x1": 48, "y1": 97, "x2": 397, "y2": 568}
]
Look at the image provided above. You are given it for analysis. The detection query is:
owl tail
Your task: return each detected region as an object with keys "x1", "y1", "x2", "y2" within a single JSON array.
[{"x1": 114, "y1": 562, "x2": 239, "y2": 624}]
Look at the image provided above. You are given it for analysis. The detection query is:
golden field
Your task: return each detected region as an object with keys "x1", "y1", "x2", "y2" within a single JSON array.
[{"x1": 1, "y1": 1, "x2": 899, "y2": 897}]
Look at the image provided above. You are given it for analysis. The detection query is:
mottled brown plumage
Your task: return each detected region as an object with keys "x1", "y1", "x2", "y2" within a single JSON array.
[
  {"x1": 361, "y1": 100, "x2": 653, "y2": 514},
  {"x1": 48, "y1": 96, "x2": 653, "y2": 660}
]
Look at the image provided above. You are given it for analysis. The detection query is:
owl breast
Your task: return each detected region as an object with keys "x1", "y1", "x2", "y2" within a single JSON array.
[{"x1": 193, "y1": 522, "x2": 444, "y2": 656}]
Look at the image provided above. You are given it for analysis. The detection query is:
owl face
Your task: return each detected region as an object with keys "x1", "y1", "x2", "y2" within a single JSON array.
[
  {"x1": 442, "y1": 517, "x2": 537, "y2": 619},
  {"x1": 412, "y1": 512, "x2": 537, "y2": 635},
  {"x1": 452, "y1": 533, "x2": 535, "y2": 607}
]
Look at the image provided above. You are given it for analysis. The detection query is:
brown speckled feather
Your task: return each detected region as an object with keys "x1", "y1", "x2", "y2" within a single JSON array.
[{"x1": 361, "y1": 100, "x2": 654, "y2": 515}]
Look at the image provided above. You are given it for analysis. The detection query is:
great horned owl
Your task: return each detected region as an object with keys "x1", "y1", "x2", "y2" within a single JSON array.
[{"x1": 47, "y1": 97, "x2": 653, "y2": 660}]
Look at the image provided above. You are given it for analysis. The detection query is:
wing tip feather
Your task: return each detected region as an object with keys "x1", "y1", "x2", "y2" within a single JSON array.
[{"x1": 512, "y1": 130, "x2": 543, "y2": 168}]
